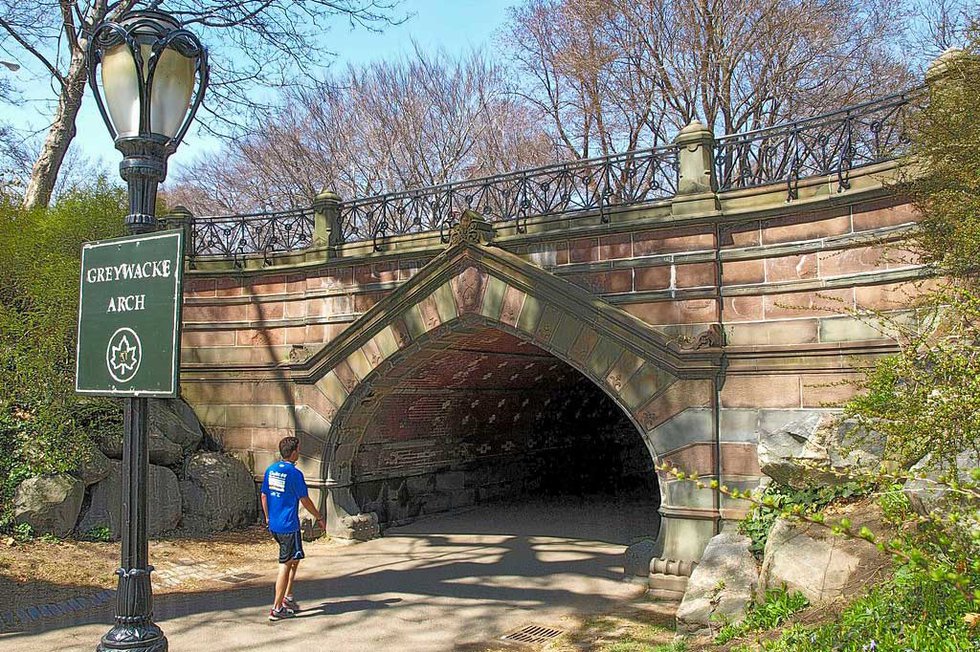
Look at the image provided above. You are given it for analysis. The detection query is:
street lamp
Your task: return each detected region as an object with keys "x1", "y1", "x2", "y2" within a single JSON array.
[
  {"x1": 89, "y1": 4, "x2": 208, "y2": 233},
  {"x1": 87, "y1": 4, "x2": 207, "y2": 652}
]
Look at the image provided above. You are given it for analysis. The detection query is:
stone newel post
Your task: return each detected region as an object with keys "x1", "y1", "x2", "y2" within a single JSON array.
[
  {"x1": 672, "y1": 119, "x2": 719, "y2": 217},
  {"x1": 925, "y1": 47, "x2": 968, "y2": 85},
  {"x1": 164, "y1": 205, "x2": 194, "y2": 255},
  {"x1": 312, "y1": 189, "x2": 343, "y2": 255}
]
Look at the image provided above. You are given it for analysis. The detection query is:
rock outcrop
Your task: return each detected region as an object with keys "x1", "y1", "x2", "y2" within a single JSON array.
[
  {"x1": 905, "y1": 450, "x2": 980, "y2": 518},
  {"x1": 71, "y1": 442, "x2": 112, "y2": 486},
  {"x1": 77, "y1": 461, "x2": 182, "y2": 538},
  {"x1": 676, "y1": 530, "x2": 759, "y2": 634},
  {"x1": 92, "y1": 428, "x2": 182, "y2": 467},
  {"x1": 180, "y1": 452, "x2": 257, "y2": 532},
  {"x1": 760, "y1": 508, "x2": 888, "y2": 604},
  {"x1": 759, "y1": 413, "x2": 882, "y2": 488},
  {"x1": 13, "y1": 475, "x2": 85, "y2": 537},
  {"x1": 149, "y1": 399, "x2": 204, "y2": 454}
]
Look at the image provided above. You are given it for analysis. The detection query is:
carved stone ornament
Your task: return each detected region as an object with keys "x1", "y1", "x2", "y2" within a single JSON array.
[
  {"x1": 288, "y1": 344, "x2": 311, "y2": 363},
  {"x1": 681, "y1": 323, "x2": 725, "y2": 350},
  {"x1": 447, "y1": 209, "x2": 495, "y2": 247},
  {"x1": 455, "y1": 266, "x2": 485, "y2": 312}
]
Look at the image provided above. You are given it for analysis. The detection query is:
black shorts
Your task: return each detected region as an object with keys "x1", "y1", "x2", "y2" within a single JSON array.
[{"x1": 273, "y1": 530, "x2": 305, "y2": 564}]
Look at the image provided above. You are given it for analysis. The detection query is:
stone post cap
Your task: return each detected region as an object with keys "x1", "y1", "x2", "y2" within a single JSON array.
[
  {"x1": 926, "y1": 47, "x2": 969, "y2": 83},
  {"x1": 674, "y1": 119, "x2": 715, "y2": 147},
  {"x1": 165, "y1": 204, "x2": 193, "y2": 218},
  {"x1": 314, "y1": 189, "x2": 342, "y2": 207}
]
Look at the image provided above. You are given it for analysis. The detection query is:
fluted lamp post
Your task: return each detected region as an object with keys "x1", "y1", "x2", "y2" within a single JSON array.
[{"x1": 87, "y1": 3, "x2": 207, "y2": 651}]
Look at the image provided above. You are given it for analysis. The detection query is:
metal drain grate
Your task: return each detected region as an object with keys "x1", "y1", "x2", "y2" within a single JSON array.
[
  {"x1": 216, "y1": 572, "x2": 261, "y2": 584},
  {"x1": 500, "y1": 624, "x2": 564, "y2": 644}
]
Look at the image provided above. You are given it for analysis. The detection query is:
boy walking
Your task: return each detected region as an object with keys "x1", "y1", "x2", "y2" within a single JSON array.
[{"x1": 261, "y1": 436, "x2": 326, "y2": 621}]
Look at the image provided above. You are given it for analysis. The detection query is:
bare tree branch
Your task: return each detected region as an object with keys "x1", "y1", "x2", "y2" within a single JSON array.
[
  {"x1": 0, "y1": 0, "x2": 404, "y2": 209},
  {"x1": 167, "y1": 47, "x2": 554, "y2": 227},
  {"x1": 0, "y1": 16, "x2": 66, "y2": 88}
]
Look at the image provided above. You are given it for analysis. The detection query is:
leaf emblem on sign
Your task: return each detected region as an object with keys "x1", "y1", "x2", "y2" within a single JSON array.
[{"x1": 106, "y1": 327, "x2": 142, "y2": 383}]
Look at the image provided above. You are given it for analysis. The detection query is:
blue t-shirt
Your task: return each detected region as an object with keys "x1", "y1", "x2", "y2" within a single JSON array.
[{"x1": 261, "y1": 461, "x2": 309, "y2": 534}]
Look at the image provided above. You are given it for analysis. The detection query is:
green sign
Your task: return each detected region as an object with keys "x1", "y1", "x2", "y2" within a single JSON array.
[{"x1": 75, "y1": 230, "x2": 184, "y2": 397}]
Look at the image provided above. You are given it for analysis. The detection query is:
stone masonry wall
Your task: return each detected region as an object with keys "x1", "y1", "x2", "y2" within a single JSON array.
[{"x1": 178, "y1": 163, "x2": 927, "y2": 547}]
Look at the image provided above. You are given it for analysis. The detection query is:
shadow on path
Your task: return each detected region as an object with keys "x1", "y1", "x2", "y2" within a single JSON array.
[{"x1": 0, "y1": 496, "x2": 659, "y2": 652}]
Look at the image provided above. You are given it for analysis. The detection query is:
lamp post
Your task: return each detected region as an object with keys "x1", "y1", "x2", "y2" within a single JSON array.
[{"x1": 87, "y1": 4, "x2": 207, "y2": 651}]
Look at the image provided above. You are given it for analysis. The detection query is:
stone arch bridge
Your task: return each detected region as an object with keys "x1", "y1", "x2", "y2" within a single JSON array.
[{"x1": 168, "y1": 90, "x2": 930, "y2": 594}]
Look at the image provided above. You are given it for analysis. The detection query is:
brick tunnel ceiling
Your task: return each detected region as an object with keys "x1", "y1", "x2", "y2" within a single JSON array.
[
  {"x1": 352, "y1": 326, "x2": 659, "y2": 522},
  {"x1": 380, "y1": 326, "x2": 579, "y2": 391}
]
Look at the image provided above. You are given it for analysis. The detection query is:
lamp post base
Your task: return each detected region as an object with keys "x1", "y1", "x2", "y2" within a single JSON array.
[{"x1": 97, "y1": 622, "x2": 168, "y2": 652}]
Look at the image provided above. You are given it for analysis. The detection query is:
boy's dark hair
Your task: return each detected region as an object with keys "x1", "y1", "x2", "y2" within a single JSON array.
[{"x1": 279, "y1": 436, "x2": 300, "y2": 459}]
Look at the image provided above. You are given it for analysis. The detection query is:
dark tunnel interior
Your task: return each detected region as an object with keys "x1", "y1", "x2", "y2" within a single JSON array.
[{"x1": 348, "y1": 327, "x2": 660, "y2": 532}]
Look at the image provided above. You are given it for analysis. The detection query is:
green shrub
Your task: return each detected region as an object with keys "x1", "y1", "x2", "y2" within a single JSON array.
[
  {"x1": 11, "y1": 522, "x2": 33, "y2": 542},
  {"x1": 738, "y1": 482, "x2": 868, "y2": 556},
  {"x1": 903, "y1": 44, "x2": 980, "y2": 280},
  {"x1": 0, "y1": 179, "x2": 126, "y2": 527},
  {"x1": 762, "y1": 565, "x2": 980, "y2": 651},
  {"x1": 714, "y1": 587, "x2": 809, "y2": 645},
  {"x1": 876, "y1": 483, "x2": 913, "y2": 524}
]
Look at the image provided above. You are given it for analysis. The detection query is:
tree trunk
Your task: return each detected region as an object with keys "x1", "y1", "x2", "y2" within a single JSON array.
[{"x1": 21, "y1": 45, "x2": 88, "y2": 210}]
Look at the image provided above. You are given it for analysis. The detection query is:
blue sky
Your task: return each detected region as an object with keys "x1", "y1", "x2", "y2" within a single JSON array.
[{"x1": 5, "y1": 0, "x2": 515, "y2": 179}]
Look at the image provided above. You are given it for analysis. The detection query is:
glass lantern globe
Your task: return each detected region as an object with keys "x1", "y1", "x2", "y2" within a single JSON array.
[{"x1": 91, "y1": 10, "x2": 205, "y2": 145}]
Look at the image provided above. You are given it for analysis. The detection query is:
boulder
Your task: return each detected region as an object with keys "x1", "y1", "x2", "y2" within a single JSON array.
[
  {"x1": 13, "y1": 475, "x2": 85, "y2": 537},
  {"x1": 77, "y1": 461, "x2": 182, "y2": 538},
  {"x1": 71, "y1": 441, "x2": 112, "y2": 486},
  {"x1": 759, "y1": 413, "x2": 882, "y2": 487},
  {"x1": 180, "y1": 452, "x2": 256, "y2": 532},
  {"x1": 92, "y1": 428, "x2": 182, "y2": 467},
  {"x1": 676, "y1": 531, "x2": 759, "y2": 635},
  {"x1": 905, "y1": 450, "x2": 980, "y2": 518},
  {"x1": 760, "y1": 509, "x2": 888, "y2": 604},
  {"x1": 91, "y1": 429, "x2": 123, "y2": 459},
  {"x1": 149, "y1": 399, "x2": 204, "y2": 454}
]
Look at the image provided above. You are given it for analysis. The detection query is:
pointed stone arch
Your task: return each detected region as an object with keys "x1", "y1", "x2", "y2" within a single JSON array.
[{"x1": 298, "y1": 234, "x2": 723, "y2": 571}]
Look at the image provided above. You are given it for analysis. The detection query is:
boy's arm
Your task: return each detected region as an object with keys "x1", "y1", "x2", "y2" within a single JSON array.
[
  {"x1": 260, "y1": 493, "x2": 269, "y2": 526},
  {"x1": 299, "y1": 496, "x2": 326, "y2": 531}
]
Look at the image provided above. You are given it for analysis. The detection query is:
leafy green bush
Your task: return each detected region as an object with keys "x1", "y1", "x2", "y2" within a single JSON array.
[
  {"x1": 11, "y1": 522, "x2": 33, "y2": 542},
  {"x1": 714, "y1": 587, "x2": 809, "y2": 645},
  {"x1": 762, "y1": 565, "x2": 979, "y2": 651},
  {"x1": 903, "y1": 46, "x2": 980, "y2": 281},
  {"x1": 876, "y1": 483, "x2": 913, "y2": 524},
  {"x1": 0, "y1": 180, "x2": 126, "y2": 527},
  {"x1": 843, "y1": 286, "x2": 980, "y2": 474},
  {"x1": 738, "y1": 481, "x2": 868, "y2": 556}
]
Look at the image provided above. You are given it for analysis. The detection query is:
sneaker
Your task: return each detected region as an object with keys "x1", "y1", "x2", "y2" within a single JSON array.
[
  {"x1": 283, "y1": 596, "x2": 300, "y2": 611},
  {"x1": 269, "y1": 606, "x2": 296, "y2": 621}
]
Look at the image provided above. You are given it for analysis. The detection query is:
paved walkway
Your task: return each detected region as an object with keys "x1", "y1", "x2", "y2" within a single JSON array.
[{"x1": 0, "y1": 497, "x2": 663, "y2": 652}]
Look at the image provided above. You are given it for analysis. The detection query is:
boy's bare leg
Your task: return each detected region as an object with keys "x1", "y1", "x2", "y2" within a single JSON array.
[
  {"x1": 285, "y1": 560, "x2": 299, "y2": 601},
  {"x1": 273, "y1": 562, "x2": 292, "y2": 611}
]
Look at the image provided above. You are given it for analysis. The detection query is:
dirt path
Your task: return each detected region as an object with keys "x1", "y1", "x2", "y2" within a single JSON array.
[
  {"x1": 0, "y1": 496, "x2": 668, "y2": 652},
  {"x1": 0, "y1": 525, "x2": 302, "y2": 609}
]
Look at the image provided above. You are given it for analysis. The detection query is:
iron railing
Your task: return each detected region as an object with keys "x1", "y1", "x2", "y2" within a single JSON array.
[
  {"x1": 185, "y1": 88, "x2": 922, "y2": 262},
  {"x1": 185, "y1": 206, "x2": 314, "y2": 265},
  {"x1": 341, "y1": 145, "x2": 680, "y2": 250},
  {"x1": 715, "y1": 89, "x2": 921, "y2": 199}
]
